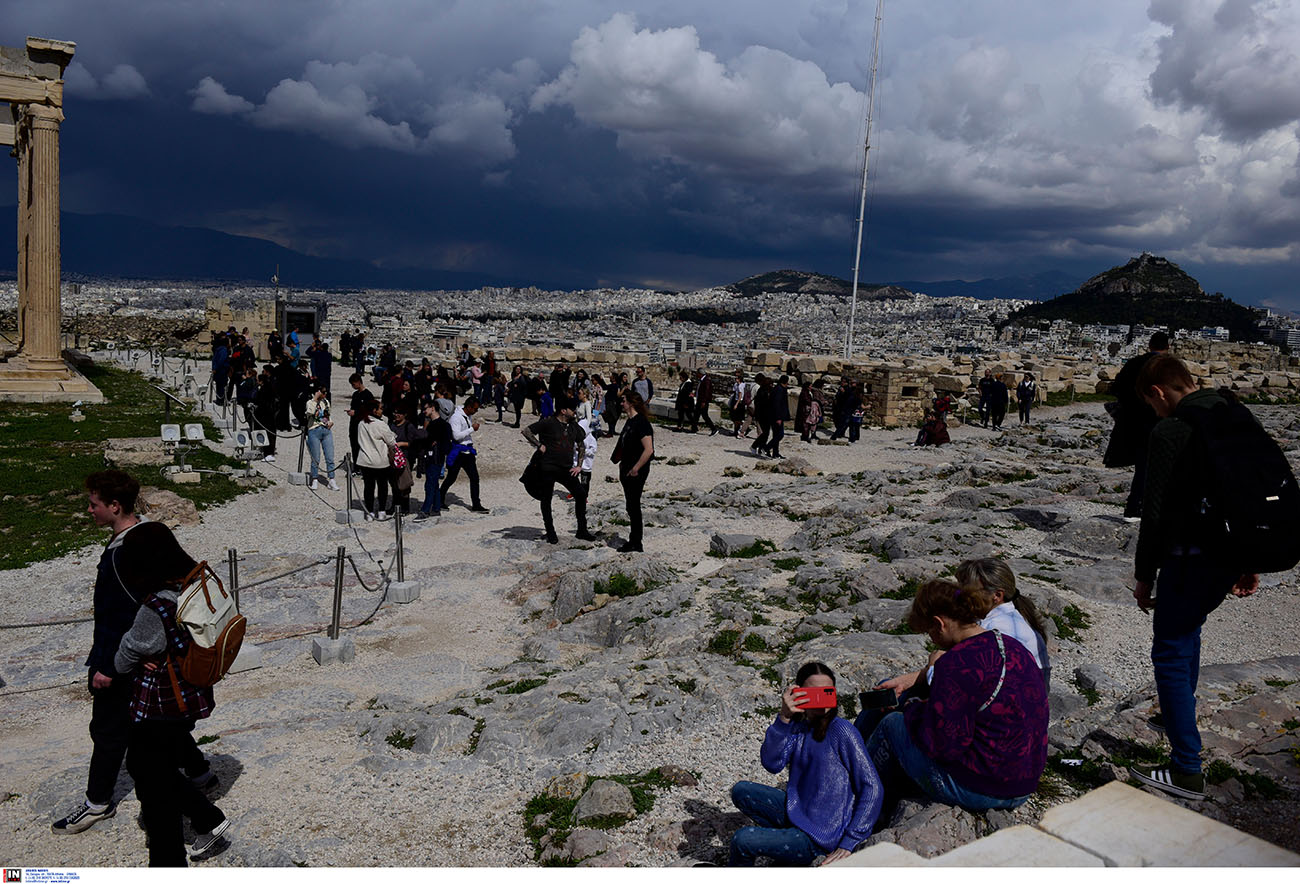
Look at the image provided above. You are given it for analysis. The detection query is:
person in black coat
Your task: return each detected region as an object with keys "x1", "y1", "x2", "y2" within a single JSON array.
[
  {"x1": 988, "y1": 374, "x2": 1010, "y2": 430},
  {"x1": 750, "y1": 374, "x2": 772, "y2": 455},
  {"x1": 308, "y1": 340, "x2": 332, "y2": 397},
  {"x1": 1105, "y1": 332, "x2": 1169, "y2": 518},
  {"x1": 764, "y1": 375, "x2": 791, "y2": 458},
  {"x1": 521, "y1": 396, "x2": 594, "y2": 544}
]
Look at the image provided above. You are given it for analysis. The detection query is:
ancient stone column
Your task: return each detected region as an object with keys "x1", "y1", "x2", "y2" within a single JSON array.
[
  {"x1": 22, "y1": 104, "x2": 64, "y2": 370},
  {"x1": 14, "y1": 110, "x2": 28, "y2": 353}
]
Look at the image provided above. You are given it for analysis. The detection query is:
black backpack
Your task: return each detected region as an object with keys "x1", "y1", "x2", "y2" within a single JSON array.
[{"x1": 1180, "y1": 395, "x2": 1300, "y2": 574}]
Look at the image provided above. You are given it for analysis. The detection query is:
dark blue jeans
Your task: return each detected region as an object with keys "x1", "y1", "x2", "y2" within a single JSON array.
[
  {"x1": 1152, "y1": 553, "x2": 1236, "y2": 774},
  {"x1": 420, "y1": 456, "x2": 443, "y2": 515},
  {"x1": 728, "y1": 781, "x2": 817, "y2": 867},
  {"x1": 865, "y1": 712, "x2": 1029, "y2": 815}
]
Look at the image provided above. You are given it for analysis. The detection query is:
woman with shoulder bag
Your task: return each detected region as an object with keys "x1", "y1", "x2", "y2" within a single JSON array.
[{"x1": 355, "y1": 399, "x2": 397, "y2": 520}]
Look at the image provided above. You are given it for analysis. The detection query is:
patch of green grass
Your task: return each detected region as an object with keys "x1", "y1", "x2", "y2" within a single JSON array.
[
  {"x1": 881, "y1": 577, "x2": 921, "y2": 601},
  {"x1": 595, "y1": 572, "x2": 649, "y2": 598},
  {"x1": 501, "y1": 677, "x2": 548, "y2": 694},
  {"x1": 1204, "y1": 760, "x2": 1287, "y2": 799},
  {"x1": 750, "y1": 612, "x2": 770, "y2": 626},
  {"x1": 1044, "y1": 390, "x2": 1113, "y2": 407},
  {"x1": 1049, "y1": 741, "x2": 1169, "y2": 791},
  {"x1": 386, "y1": 728, "x2": 416, "y2": 750},
  {"x1": 1052, "y1": 604, "x2": 1092, "y2": 642},
  {"x1": 448, "y1": 706, "x2": 470, "y2": 717},
  {"x1": 1073, "y1": 676, "x2": 1101, "y2": 706},
  {"x1": 880, "y1": 621, "x2": 915, "y2": 635},
  {"x1": 671, "y1": 677, "x2": 697, "y2": 694},
  {"x1": 1282, "y1": 719, "x2": 1299, "y2": 731},
  {"x1": 474, "y1": 696, "x2": 493, "y2": 705},
  {"x1": 708, "y1": 538, "x2": 777, "y2": 559},
  {"x1": 0, "y1": 363, "x2": 254, "y2": 569},
  {"x1": 755, "y1": 704, "x2": 781, "y2": 718},
  {"x1": 708, "y1": 629, "x2": 741, "y2": 655},
  {"x1": 1264, "y1": 678, "x2": 1297, "y2": 688},
  {"x1": 743, "y1": 633, "x2": 768, "y2": 652},
  {"x1": 196, "y1": 734, "x2": 220, "y2": 746},
  {"x1": 486, "y1": 679, "x2": 512, "y2": 690},
  {"x1": 772, "y1": 556, "x2": 805, "y2": 571},
  {"x1": 465, "y1": 718, "x2": 486, "y2": 755}
]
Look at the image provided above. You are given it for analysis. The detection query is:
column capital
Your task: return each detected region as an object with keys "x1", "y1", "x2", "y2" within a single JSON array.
[{"x1": 25, "y1": 103, "x2": 64, "y2": 127}]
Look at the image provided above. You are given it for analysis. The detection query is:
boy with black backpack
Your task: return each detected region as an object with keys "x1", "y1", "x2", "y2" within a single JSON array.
[{"x1": 1127, "y1": 354, "x2": 1298, "y2": 800}]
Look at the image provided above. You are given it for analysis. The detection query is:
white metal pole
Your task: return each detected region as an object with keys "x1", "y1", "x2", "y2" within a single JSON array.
[{"x1": 846, "y1": 0, "x2": 885, "y2": 360}]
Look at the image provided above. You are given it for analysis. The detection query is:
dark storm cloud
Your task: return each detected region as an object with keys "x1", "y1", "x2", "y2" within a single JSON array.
[{"x1": 2, "y1": 1, "x2": 1297, "y2": 306}]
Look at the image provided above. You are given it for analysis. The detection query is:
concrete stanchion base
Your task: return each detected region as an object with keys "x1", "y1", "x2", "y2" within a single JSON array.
[
  {"x1": 288, "y1": 472, "x2": 308, "y2": 485},
  {"x1": 334, "y1": 509, "x2": 364, "y2": 524},
  {"x1": 388, "y1": 581, "x2": 421, "y2": 604},
  {"x1": 311, "y1": 636, "x2": 355, "y2": 665},
  {"x1": 228, "y1": 643, "x2": 263, "y2": 674}
]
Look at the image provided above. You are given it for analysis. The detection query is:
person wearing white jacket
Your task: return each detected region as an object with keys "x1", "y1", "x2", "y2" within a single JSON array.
[
  {"x1": 354, "y1": 399, "x2": 397, "y2": 519},
  {"x1": 575, "y1": 417, "x2": 598, "y2": 490},
  {"x1": 440, "y1": 397, "x2": 489, "y2": 513}
]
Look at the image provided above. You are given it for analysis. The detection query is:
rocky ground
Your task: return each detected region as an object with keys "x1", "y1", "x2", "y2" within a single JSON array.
[{"x1": 1, "y1": 387, "x2": 1297, "y2": 867}]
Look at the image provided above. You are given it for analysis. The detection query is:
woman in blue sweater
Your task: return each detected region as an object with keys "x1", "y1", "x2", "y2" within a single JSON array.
[{"x1": 729, "y1": 662, "x2": 883, "y2": 866}]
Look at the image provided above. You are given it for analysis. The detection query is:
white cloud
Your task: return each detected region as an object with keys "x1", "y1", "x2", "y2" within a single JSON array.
[
  {"x1": 191, "y1": 77, "x2": 255, "y2": 115},
  {"x1": 64, "y1": 62, "x2": 150, "y2": 100},
  {"x1": 188, "y1": 54, "x2": 516, "y2": 163}
]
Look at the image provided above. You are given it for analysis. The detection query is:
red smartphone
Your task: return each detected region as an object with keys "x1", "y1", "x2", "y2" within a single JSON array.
[{"x1": 794, "y1": 686, "x2": 837, "y2": 709}]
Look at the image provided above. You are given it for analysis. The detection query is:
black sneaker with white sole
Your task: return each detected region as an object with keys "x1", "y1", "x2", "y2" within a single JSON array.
[
  {"x1": 52, "y1": 800, "x2": 116, "y2": 833},
  {"x1": 1146, "y1": 712, "x2": 1165, "y2": 735},
  {"x1": 188, "y1": 818, "x2": 232, "y2": 859},
  {"x1": 1129, "y1": 764, "x2": 1205, "y2": 800}
]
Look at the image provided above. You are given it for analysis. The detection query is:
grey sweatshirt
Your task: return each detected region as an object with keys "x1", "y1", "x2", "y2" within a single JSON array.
[{"x1": 114, "y1": 588, "x2": 178, "y2": 676}]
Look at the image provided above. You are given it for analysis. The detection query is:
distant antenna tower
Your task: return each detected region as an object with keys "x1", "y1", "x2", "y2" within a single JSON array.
[{"x1": 271, "y1": 264, "x2": 280, "y2": 297}]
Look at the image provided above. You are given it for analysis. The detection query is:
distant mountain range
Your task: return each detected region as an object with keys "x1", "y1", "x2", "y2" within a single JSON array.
[
  {"x1": 0, "y1": 209, "x2": 525, "y2": 292},
  {"x1": 1001, "y1": 253, "x2": 1264, "y2": 341},
  {"x1": 726, "y1": 268, "x2": 1083, "y2": 302}
]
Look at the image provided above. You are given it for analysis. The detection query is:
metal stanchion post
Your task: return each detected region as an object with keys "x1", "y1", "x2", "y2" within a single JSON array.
[
  {"x1": 345, "y1": 454, "x2": 354, "y2": 514},
  {"x1": 228, "y1": 547, "x2": 241, "y2": 614},
  {"x1": 395, "y1": 512, "x2": 405, "y2": 583},
  {"x1": 297, "y1": 429, "x2": 307, "y2": 473},
  {"x1": 330, "y1": 546, "x2": 346, "y2": 640}
]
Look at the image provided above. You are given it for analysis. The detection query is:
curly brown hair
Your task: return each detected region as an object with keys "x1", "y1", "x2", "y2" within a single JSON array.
[{"x1": 906, "y1": 579, "x2": 986, "y2": 632}]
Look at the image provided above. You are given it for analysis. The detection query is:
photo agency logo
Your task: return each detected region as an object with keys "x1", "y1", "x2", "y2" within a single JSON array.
[{"x1": 3, "y1": 869, "x2": 21, "y2": 882}]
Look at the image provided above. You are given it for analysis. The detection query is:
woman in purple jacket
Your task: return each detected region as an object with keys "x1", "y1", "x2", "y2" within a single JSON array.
[
  {"x1": 728, "y1": 662, "x2": 883, "y2": 866},
  {"x1": 865, "y1": 579, "x2": 1048, "y2": 818}
]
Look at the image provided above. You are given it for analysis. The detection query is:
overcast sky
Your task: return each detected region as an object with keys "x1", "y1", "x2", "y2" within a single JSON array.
[{"x1": 6, "y1": 1, "x2": 1299, "y2": 308}]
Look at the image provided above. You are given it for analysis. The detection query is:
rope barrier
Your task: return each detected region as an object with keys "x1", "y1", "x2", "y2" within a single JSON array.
[{"x1": 0, "y1": 616, "x2": 94, "y2": 630}]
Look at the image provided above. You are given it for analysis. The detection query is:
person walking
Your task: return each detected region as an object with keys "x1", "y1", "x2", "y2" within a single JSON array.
[
  {"x1": 52, "y1": 472, "x2": 215, "y2": 837},
  {"x1": 415, "y1": 401, "x2": 451, "y2": 522},
  {"x1": 750, "y1": 374, "x2": 772, "y2": 455},
  {"x1": 346, "y1": 373, "x2": 377, "y2": 465},
  {"x1": 355, "y1": 399, "x2": 397, "y2": 520},
  {"x1": 692, "y1": 370, "x2": 717, "y2": 435},
  {"x1": 508, "y1": 365, "x2": 530, "y2": 428},
  {"x1": 615, "y1": 390, "x2": 654, "y2": 553},
  {"x1": 729, "y1": 370, "x2": 749, "y2": 438},
  {"x1": 604, "y1": 373, "x2": 624, "y2": 437},
  {"x1": 632, "y1": 365, "x2": 654, "y2": 403},
  {"x1": 112, "y1": 531, "x2": 233, "y2": 865},
  {"x1": 441, "y1": 396, "x2": 489, "y2": 513},
  {"x1": 304, "y1": 385, "x2": 340, "y2": 491},
  {"x1": 1127, "y1": 354, "x2": 1261, "y2": 801},
  {"x1": 522, "y1": 397, "x2": 595, "y2": 543},
  {"x1": 674, "y1": 374, "x2": 695, "y2": 430},
  {"x1": 988, "y1": 373, "x2": 1009, "y2": 430},
  {"x1": 1016, "y1": 373, "x2": 1037, "y2": 425},
  {"x1": 765, "y1": 375, "x2": 790, "y2": 458},
  {"x1": 977, "y1": 369, "x2": 995, "y2": 428}
]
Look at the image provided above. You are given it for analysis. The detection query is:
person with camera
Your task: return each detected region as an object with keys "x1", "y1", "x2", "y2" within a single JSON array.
[
  {"x1": 304, "y1": 383, "x2": 340, "y2": 491},
  {"x1": 862, "y1": 579, "x2": 1048, "y2": 822},
  {"x1": 728, "y1": 661, "x2": 882, "y2": 866}
]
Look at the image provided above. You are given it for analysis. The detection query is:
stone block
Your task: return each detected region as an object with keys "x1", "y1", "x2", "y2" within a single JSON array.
[
  {"x1": 840, "y1": 842, "x2": 929, "y2": 867},
  {"x1": 311, "y1": 636, "x2": 356, "y2": 665},
  {"x1": 1036, "y1": 781, "x2": 1300, "y2": 866},
  {"x1": 710, "y1": 533, "x2": 759, "y2": 556},
  {"x1": 287, "y1": 472, "x2": 308, "y2": 485},
  {"x1": 227, "y1": 643, "x2": 263, "y2": 674},
  {"x1": 930, "y1": 826, "x2": 1102, "y2": 867},
  {"x1": 388, "y1": 580, "x2": 421, "y2": 604},
  {"x1": 169, "y1": 470, "x2": 201, "y2": 485},
  {"x1": 334, "y1": 509, "x2": 363, "y2": 524}
]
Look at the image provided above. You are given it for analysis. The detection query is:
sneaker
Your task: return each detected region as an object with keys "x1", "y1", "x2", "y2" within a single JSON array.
[
  {"x1": 363, "y1": 511, "x2": 373, "y2": 522},
  {"x1": 53, "y1": 800, "x2": 116, "y2": 833},
  {"x1": 376, "y1": 511, "x2": 391, "y2": 521},
  {"x1": 619, "y1": 541, "x2": 643, "y2": 553},
  {"x1": 327, "y1": 478, "x2": 340, "y2": 491},
  {"x1": 1129, "y1": 764, "x2": 1205, "y2": 801},
  {"x1": 545, "y1": 532, "x2": 559, "y2": 545},
  {"x1": 188, "y1": 818, "x2": 232, "y2": 859},
  {"x1": 1146, "y1": 712, "x2": 1165, "y2": 735},
  {"x1": 575, "y1": 530, "x2": 597, "y2": 542},
  {"x1": 1122, "y1": 515, "x2": 1142, "y2": 524},
  {"x1": 470, "y1": 505, "x2": 490, "y2": 513},
  {"x1": 264, "y1": 454, "x2": 276, "y2": 463},
  {"x1": 310, "y1": 478, "x2": 320, "y2": 490},
  {"x1": 414, "y1": 511, "x2": 436, "y2": 522}
]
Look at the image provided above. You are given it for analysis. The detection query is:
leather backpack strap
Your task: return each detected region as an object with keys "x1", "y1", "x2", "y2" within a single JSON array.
[{"x1": 166, "y1": 657, "x2": 189, "y2": 714}]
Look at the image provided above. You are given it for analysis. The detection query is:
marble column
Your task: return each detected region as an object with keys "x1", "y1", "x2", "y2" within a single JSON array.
[
  {"x1": 14, "y1": 109, "x2": 28, "y2": 353},
  {"x1": 22, "y1": 104, "x2": 64, "y2": 370}
]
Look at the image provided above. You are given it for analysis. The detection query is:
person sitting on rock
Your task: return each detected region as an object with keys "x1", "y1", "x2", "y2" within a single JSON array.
[
  {"x1": 856, "y1": 558, "x2": 1050, "y2": 739},
  {"x1": 729, "y1": 661, "x2": 882, "y2": 866},
  {"x1": 913, "y1": 410, "x2": 950, "y2": 447},
  {"x1": 862, "y1": 580, "x2": 1049, "y2": 822}
]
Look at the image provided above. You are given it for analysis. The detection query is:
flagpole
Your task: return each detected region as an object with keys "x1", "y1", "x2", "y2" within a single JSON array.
[{"x1": 845, "y1": 0, "x2": 884, "y2": 360}]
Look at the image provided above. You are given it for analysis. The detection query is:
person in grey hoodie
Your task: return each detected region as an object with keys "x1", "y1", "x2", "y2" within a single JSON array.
[{"x1": 113, "y1": 531, "x2": 232, "y2": 866}]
